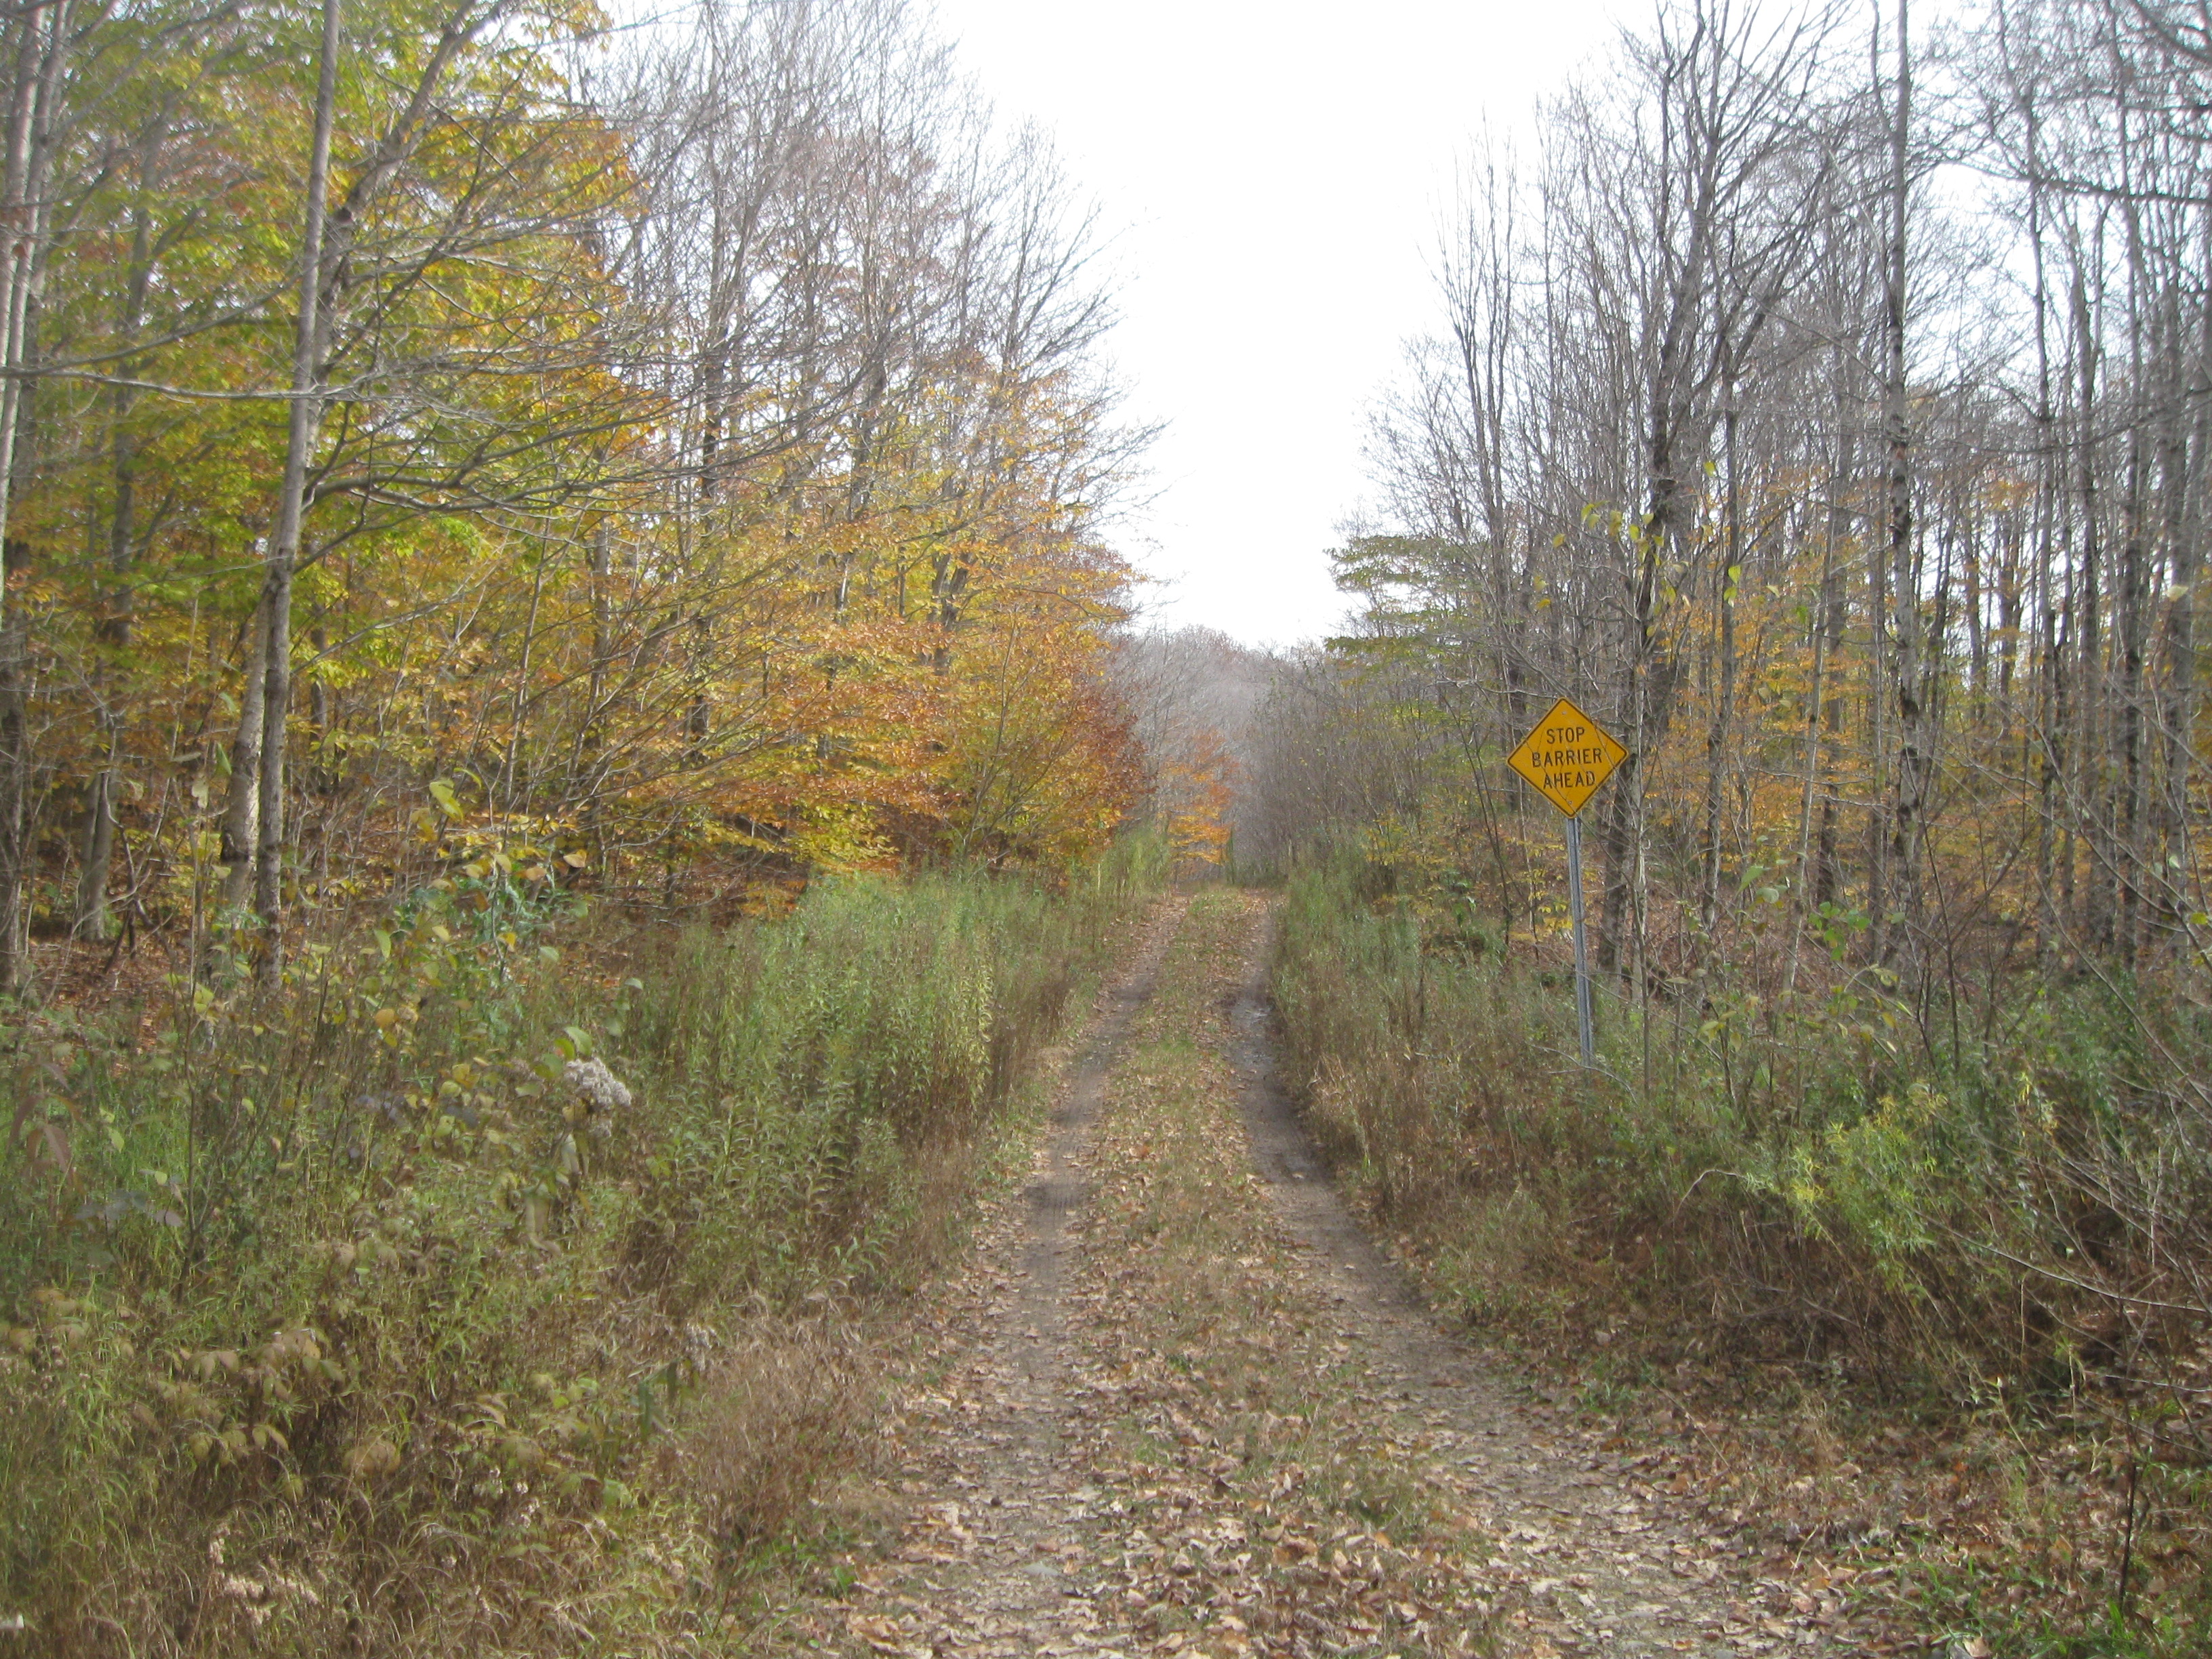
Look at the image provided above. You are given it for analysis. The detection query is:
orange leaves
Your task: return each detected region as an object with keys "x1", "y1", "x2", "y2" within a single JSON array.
[
  {"x1": 1159, "y1": 729, "x2": 1240, "y2": 867},
  {"x1": 14, "y1": 0, "x2": 1147, "y2": 933},
  {"x1": 935, "y1": 581, "x2": 1143, "y2": 868}
]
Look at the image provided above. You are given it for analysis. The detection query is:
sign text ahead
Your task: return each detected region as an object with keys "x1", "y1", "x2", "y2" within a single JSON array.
[{"x1": 1507, "y1": 696, "x2": 1626, "y2": 818}]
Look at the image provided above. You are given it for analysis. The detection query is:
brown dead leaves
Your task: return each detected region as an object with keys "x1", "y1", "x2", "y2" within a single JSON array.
[
  {"x1": 739, "y1": 891, "x2": 1870, "y2": 1658},
  {"x1": 1057, "y1": 891, "x2": 1502, "y2": 1656}
]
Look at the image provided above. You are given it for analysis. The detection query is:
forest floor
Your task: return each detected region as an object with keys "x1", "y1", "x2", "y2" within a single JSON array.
[{"x1": 719, "y1": 888, "x2": 1900, "y2": 1658}]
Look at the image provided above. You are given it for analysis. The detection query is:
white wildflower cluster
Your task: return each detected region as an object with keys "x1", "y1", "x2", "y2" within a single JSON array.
[{"x1": 563, "y1": 1056, "x2": 632, "y2": 1136}]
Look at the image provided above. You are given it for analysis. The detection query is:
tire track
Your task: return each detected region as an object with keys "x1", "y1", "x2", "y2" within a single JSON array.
[
  {"x1": 830, "y1": 895, "x2": 1187, "y2": 1658},
  {"x1": 767, "y1": 892, "x2": 1841, "y2": 1659},
  {"x1": 1227, "y1": 909, "x2": 1839, "y2": 1657}
]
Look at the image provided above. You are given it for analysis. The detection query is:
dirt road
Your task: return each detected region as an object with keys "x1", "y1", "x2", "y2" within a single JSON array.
[{"x1": 745, "y1": 891, "x2": 1845, "y2": 1657}]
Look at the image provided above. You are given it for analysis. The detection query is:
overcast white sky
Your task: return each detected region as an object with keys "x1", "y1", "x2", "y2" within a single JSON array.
[{"x1": 933, "y1": 0, "x2": 1626, "y2": 647}]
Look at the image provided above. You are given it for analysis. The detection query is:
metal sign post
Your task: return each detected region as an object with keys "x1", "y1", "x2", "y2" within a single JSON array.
[
  {"x1": 1507, "y1": 696, "x2": 1626, "y2": 1070},
  {"x1": 1564, "y1": 813, "x2": 1595, "y2": 1067}
]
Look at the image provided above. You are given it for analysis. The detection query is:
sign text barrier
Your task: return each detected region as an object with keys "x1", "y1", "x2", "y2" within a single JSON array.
[{"x1": 1506, "y1": 696, "x2": 1628, "y2": 819}]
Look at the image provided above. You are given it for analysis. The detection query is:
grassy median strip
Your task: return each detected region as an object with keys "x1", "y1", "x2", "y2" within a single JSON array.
[{"x1": 1065, "y1": 888, "x2": 1504, "y2": 1659}]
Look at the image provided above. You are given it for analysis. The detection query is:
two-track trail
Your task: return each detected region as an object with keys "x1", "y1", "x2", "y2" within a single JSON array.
[{"x1": 745, "y1": 891, "x2": 1843, "y2": 1658}]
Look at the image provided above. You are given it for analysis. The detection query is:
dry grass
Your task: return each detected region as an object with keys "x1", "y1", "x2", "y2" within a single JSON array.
[
  {"x1": 679, "y1": 1315, "x2": 876, "y2": 1547},
  {"x1": 1266, "y1": 861, "x2": 2212, "y2": 1657}
]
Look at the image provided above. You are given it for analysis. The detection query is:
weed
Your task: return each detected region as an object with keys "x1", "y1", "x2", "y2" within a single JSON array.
[
  {"x1": 1265, "y1": 860, "x2": 2212, "y2": 1654},
  {"x1": 0, "y1": 848, "x2": 1159, "y2": 1654}
]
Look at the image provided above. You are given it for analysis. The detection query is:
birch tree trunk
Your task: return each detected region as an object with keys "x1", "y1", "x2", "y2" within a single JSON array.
[
  {"x1": 0, "y1": 1, "x2": 65, "y2": 996},
  {"x1": 219, "y1": 594, "x2": 267, "y2": 912},
  {"x1": 249, "y1": 0, "x2": 342, "y2": 976}
]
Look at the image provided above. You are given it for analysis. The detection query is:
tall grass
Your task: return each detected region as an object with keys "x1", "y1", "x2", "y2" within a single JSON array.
[
  {"x1": 1269, "y1": 859, "x2": 2212, "y2": 1409},
  {"x1": 0, "y1": 843, "x2": 1160, "y2": 1653},
  {"x1": 1270, "y1": 857, "x2": 2212, "y2": 1649}
]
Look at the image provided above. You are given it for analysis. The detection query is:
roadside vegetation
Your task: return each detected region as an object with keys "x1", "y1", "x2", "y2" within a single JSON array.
[
  {"x1": 0, "y1": 0, "x2": 1250, "y2": 1640},
  {"x1": 0, "y1": 836, "x2": 1164, "y2": 1654},
  {"x1": 9, "y1": 0, "x2": 2212, "y2": 1648},
  {"x1": 1268, "y1": 859, "x2": 2212, "y2": 1656}
]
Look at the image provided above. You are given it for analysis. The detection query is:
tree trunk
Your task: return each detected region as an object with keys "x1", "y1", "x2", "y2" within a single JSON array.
[
  {"x1": 1702, "y1": 359, "x2": 1743, "y2": 937},
  {"x1": 219, "y1": 594, "x2": 267, "y2": 911},
  {"x1": 1866, "y1": 468, "x2": 1891, "y2": 964},
  {"x1": 2072, "y1": 265, "x2": 2108, "y2": 952},
  {"x1": 0, "y1": 1, "x2": 66, "y2": 996},
  {"x1": 2158, "y1": 252, "x2": 2210, "y2": 956},
  {"x1": 1883, "y1": 0, "x2": 1930, "y2": 972},
  {"x1": 250, "y1": 0, "x2": 343, "y2": 975},
  {"x1": 2024, "y1": 91, "x2": 2064, "y2": 964},
  {"x1": 2118, "y1": 414, "x2": 2148, "y2": 966},
  {"x1": 1814, "y1": 403, "x2": 1855, "y2": 913},
  {"x1": 74, "y1": 760, "x2": 115, "y2": 940},
  {"x1": 75, "y1": 186, "x2": 153, "y2": 944}
]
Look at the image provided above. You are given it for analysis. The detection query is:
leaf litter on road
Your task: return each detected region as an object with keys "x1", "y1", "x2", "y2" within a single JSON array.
[{"x1": 730, "y1": 891, "x2": 1860, "y2": 1658}]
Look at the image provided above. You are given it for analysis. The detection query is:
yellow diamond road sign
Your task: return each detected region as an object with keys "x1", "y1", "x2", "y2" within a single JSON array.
[{"x1": 1509, "y1": 697, "x2": 1626, "y2": 818}]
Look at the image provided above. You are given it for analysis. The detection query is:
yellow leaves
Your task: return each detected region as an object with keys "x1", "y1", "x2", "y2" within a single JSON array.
[
  {"x1": 22, "y1": 23, "x2": 1135, "y2": 910},
  {"x1": 781, "y1": 802, "x2": 898, "y2": 873},
  {"x1": 344, "y1": 1435, "x2": 403, "y2": 1482}
]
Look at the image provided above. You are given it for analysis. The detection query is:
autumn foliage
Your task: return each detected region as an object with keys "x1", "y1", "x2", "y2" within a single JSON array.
[{"x1": 0, "y1": 0, "x2": 1149, "y2": 997}]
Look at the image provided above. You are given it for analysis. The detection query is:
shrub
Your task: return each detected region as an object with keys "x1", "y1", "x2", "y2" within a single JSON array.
[
  {"x1": 1267, "y1": 861, "x2": 2212, "y2": 1405},
  {"x1": 0, "y1": 849, "x2": 1154, "y2": 1654}
]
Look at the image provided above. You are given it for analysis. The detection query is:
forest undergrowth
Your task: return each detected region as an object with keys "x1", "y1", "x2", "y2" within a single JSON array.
[
  {"x1": 1267, "y1": 861, "x2": 2212, "y2": 1658},
  {"x1": 0, "y1": 834, "x2": 1167, "y2": 1655}
]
